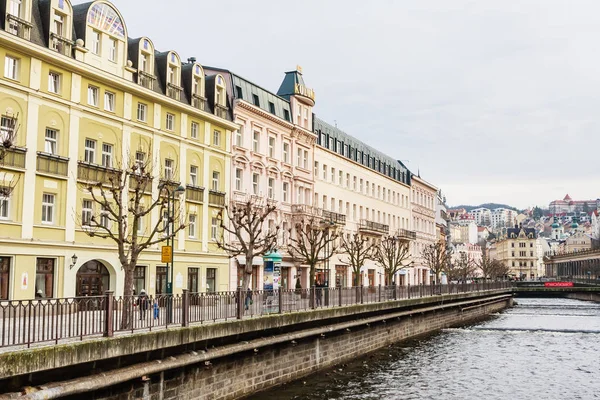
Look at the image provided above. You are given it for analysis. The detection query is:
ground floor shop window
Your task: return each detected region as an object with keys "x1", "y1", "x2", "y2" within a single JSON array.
[
  {"x1": 0, "y1": 257, "x2": 10, "y2": 300},
  {"x1": 335, "y1": 265, "x2": 347, "y2": 287},
  {"x1": 134, "y1": 266, "x2": 146, "y2": 295},
  {"x1": 206, "y1": 268, "x2": 216, "y2": 292},
  {"x1": 156, "y1": 266, "x2": 167, "y2": 295},
  {"x1": 188, "y1": 267, "x2": 199, "y2": 292},
  {"x1": 36, "y1": 258, "x2": 55, "y2": 298}
]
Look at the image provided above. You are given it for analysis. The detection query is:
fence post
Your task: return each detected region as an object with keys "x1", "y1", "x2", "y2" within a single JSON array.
[
  {"x1": 360, "y1": 285, "x2": 364, "y2": 304},
  {"x1": 339, "y1": 287, "x2": 342, "y2": 306},
  {"x1": 393, "y1": 284, "x2": 397, "y2": 301},
  {"x1": 182, "y1": 289, "x2": 189, "y2": 327},
  {"x1": 236, "y1": 287, "x2": 243, "y2": 320},
  {"x1": 408, "y1": 283, "x2": 411, "y2": 299},
  {"x1": 104, "y1": 291, "x2": 114, "y2": 338},
  {"x1": 311, "y1": 286, "x2": 316, "y2": 310},
  {"x1": 378, "y1": 284, "x2": 382, "y2": 302},
  {"x1": 278, "y1": 289, "x2": 283, "y2": 314}
]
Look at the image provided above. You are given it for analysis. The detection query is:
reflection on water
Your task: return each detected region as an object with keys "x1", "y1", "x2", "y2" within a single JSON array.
[{"x1": 246, "y1": 298, "x2": 600, "y2": 400}]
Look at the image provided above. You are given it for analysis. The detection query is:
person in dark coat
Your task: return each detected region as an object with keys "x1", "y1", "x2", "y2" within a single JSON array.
[
  {"x1": 137, "y1": 289, "x2": 149, "y2": 320},
  {"x1": 315, "y1": 279, "x2": 323, "y2": 307},
  {"x1": 245, "y1": 288, "x2": 253, "y2": 310}
]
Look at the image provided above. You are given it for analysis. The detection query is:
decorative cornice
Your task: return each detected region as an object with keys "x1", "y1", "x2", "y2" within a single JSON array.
[{"x1": 236, "y1": 100, "x2": 295, "y2": 130}]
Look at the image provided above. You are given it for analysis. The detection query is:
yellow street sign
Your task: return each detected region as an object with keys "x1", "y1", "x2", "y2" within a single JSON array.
[{"x1": 161, "y1": 246, "x2": 172, "y2": 263}]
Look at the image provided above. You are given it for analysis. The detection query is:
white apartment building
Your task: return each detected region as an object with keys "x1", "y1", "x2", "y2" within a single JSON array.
[
  {"x1": 204, "y1": 67, "x2": 317, "y2": 290},
  {"x1": 313, "y1": 119, "x2": 413, "y2": 287},
  {"x1": 491, "y1": 208, "x2": 517, "y2": 229},
  {"x1": 469, "y1": 208, "x2": 491, "y2": 226},
  {"x1": 411, "y1": 176, "x2": 438, "y2": 285}
]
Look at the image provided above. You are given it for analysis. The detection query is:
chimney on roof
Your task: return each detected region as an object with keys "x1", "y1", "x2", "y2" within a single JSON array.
[{"x1": 187, "y1": 57, "x2": 197, "y2": 64}]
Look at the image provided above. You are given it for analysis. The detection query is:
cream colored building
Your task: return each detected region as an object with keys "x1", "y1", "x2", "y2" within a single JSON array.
[
  {"x1": 313, "y1": 119, "x2": 413, "y2": 287},
  {"x1": 411, "y1": 175, "x2": 438, "y2": 285},
  {"x1": 565, "y1": 231, "x2": 592, "y2": 253},
  {"x1": 495, "y1": 227, "x2": 538, "y2": 280},
  {"x1": 0, "y1": 0, "x2": 237, "y2": 300}
]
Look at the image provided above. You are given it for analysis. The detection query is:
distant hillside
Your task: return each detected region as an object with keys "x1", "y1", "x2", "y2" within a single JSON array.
[{"x1": 450, "y1": 203, "x2": 519, "y2": 212}]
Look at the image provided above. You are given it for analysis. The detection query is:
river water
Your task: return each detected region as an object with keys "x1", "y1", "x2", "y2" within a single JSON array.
[{"x1": 248, "y1": 298, "x2": 600, "y2": 400}]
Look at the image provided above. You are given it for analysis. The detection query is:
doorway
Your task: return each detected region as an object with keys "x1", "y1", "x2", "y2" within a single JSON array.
[{"x1": 76, "y1": 260, "x2": 110, "y2": 297}]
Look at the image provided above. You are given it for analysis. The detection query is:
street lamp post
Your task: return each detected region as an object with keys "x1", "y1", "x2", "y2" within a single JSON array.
[{"x1": 163, "y1": 183, "x2": 185, "y2": 323}]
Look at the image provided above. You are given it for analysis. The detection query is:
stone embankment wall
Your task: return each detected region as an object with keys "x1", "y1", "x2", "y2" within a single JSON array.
[
  {"x1": 565, "y1": 292, "x2": 600, "y2": 302},
  {"x1": 64, "y1": 297, "x2": 511, "y2": 400}
]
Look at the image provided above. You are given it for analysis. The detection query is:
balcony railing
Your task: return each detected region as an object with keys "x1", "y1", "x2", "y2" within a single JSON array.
[
  {"x1": 137, "y1": 71, "x2": 156, "y2": 90},
  {"x1": 166, "y1": 83, "x2": 182, "y2": 101},
  {"x1": 37, "y1": 152, "x2": 69, "y2": 176},
  {"x1": 6, "y1": 14, "x2": 32, "y2": 40},
  {"x1": 158, "y1": 179, "x2": 181, "y2": 196},
  {"x1": 214, "y1": 104, "x2": 228, "y2": 119},
  {"x1": 77, "y1": 161, "x2": 121, "y2": 184},
  {"x1": 291, "y1": 204, "x2": 318, "y2": 215},
  {"x1": 395, "y1": 228, "x2": 417, "y2": 241},
  {"x1": 322, "y1": 210, "x2": 347, "y2": 226},
  {"x1": 208, "y1": 190, "x2": 226, "y2": 207},
  {"x1": 1, "y1": 147, "x2": 26, "y2": 169},
  {"x1": 50, "y1": 33, "x2": 73, "y2": 56},
  {"x1": 191, "y1": 94, "x2": 206, "y2": 111},
  {"x1": 129, "y1": 174, "x2": 153, "y2": 192},
  {"x1": 186, "y1": 185, "x2": 204, "y2": 203},
  {"x1": 359, "y1": 219, "x2": 389, "y2": 235}
]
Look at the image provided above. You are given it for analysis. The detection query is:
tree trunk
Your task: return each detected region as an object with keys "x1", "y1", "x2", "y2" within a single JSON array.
[
  {"x1": 242, "y1": 254, "x2": 254, "y2": 290},
  {"x1": 121, "y1": 264, "x2": 134, "y2": 330}
]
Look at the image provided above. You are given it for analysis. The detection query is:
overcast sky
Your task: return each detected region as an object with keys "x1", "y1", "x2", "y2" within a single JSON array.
[{"x1": 108, "y1": 0, "x2": 600, "y2": 209}]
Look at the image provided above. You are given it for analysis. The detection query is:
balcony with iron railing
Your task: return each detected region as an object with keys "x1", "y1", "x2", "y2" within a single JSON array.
[
  {"x1": 321, "y1": 209, "x2": 347, "y2": 226},
  {"x1": 77, "y1": 161, "x2": 121, "y2": 184},
  {"x1": 214, "y1": 104, "x2": 228, "y2": 119},
  {"x1": 186, "y1": 185, "x2": 204, "y2": 203},
  {"x1": 37, "y1": 152, "x2": 69, "y2": 177},
  {"x1": 191, "y1": 94, "x2": 206, "y2": 111},
  {"x1": 137, "y1": 71, "x2": 156, "y2": 90},
  {"x1": 395, "y1": 228, "x2": 417, "y2": 241},
  {"x1": 291, "y1": 204, "x2": 318, "y2": 216},
  {"x1": 208, "y1": 190, "x2": 226, "y2": 207},
  {"x1": 359, "y1": 219, "x2": 389, "y2": 235},
  {"x1": 166, "y1": 83, "x2": 182, "y2": 101},
  {"x1": 158, "y1": 179, "x2": 182, "y2": 196},
  {"x1": 1, "y1": 147, "x2": 26, "y2": 169},
  {"x1": 128, "y1": 173, "x2": 153, "y2": 192},
  {"x1": 6, "y1": 14, "x2": 32, "y2": 40},
  {"x1": 50, "y1": 33, "x2": 74, "y2": 56}
]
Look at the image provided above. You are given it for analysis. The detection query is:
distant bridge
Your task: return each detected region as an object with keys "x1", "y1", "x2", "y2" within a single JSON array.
[
  {"x1": 544, "y1": 248, "x2": 600, "y2": 280},
  {"x1": 512, "y1": 281, "x2": 600, "y2": 302}
]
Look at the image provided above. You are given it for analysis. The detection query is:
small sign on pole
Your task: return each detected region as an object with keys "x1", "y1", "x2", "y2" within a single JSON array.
[{"x1": 161, "y1": 246, "x2": 172, "y2": 263}]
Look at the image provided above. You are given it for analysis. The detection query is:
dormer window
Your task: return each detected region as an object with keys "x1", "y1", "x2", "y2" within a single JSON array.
[
  {"x1": 6, "y1": 0, "x2": 32, "y2": 39},
  {"x1": 191, "y1": 63, "x2": 205, "y2": 111},
  {"x1": 166, "y1": 52, "x2": 182, "y2": 101},
  {"x1": 137, "y1": 38, "x2": 155, "y2": 90},
  {"x1": 50, "y1": 0, "x2": 73, "y2": 57},
  {"x1": 85, "y1": 3, "x2": 127, "y2": 68},
  {"x1": 214, "y1": 74, "x2": 227, "y2": 119}
]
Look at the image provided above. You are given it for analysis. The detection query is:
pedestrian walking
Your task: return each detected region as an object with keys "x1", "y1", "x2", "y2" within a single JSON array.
[
  {"x1": 137, "y1": 289, "x2": 149, "y2": 320},
  {"x1": 315, "y1": 279, "x2": 323, "y2": 307},
  {"x1": 153, "y1": 299, "x2": 160, "y2": 320},
  {"x1": 245, "y1": 288, "x2": 253, "y2": 310}
]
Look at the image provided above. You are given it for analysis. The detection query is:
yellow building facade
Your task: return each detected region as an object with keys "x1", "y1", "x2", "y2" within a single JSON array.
[
  {"x1": 0, "y1": 0, "x2": 236, "y2": 300},
  {"x1": 494, "y1": 226, "x2": 538, "y2": 280}
]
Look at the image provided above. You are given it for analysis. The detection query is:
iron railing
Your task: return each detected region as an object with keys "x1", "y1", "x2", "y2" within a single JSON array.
[
  {"x1": 1, "y1": 147, "x2": 26, "y2": 169},
  {"x1": 50, "y1": 33, "x2": 74, "y2": 56},
  {"x1": 191, "y1": 94, "x2": 206, "y2": 111},
  {"x1": 214, "y1": 104, "x2": 228, "y2": 119},
  {"x1": 137, "y1": 71, "x2": 156, "y2": 90},
  {"x1": 395, "y1": 228, "x2": 417, "y2": 241},
  {"x1": 6, "y1": 14, "x2": 32, "y2": 40},
  {"x1": 0, "y1": 282, "x2": 513, "y2": 350},
  {"x1": 359, "y1": 219, "x2": 389, "y2": 235},
  {"x1": 208, "y1": 190, "x2": 226, "y2": 207},
  {"x1": 322, "y1": 210, "x2": 347, "y2": 225},
  {"x1": 37, "y1": 152, "x2": 69, "y2": 176}
]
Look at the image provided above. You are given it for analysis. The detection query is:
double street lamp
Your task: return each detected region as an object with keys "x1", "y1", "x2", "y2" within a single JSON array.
[{"x1": 161, "y1": 183, "x2": 185, "y2": 323}]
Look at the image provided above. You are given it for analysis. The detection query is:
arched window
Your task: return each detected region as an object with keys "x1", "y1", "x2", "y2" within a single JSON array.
[
  {"x1": 191, "y1": 63, "x2": 205, "y2": 110},
  {"x1": 214, "y1": 74, "x2": 227, "y2": 118},
  {"x1": 48, "y1": 0, "x2": 73, "y2": 56},
  {"x1": 137, "y1": 37, "x2": 155, "y2": 89},
  {"x1": 166, "y1": 51, "x2": 182, "y2": 100},
  {"x1": 6, "y1": 0, "x2": 32, "y2": 39},
  {"x1": 85, "y1": 1, "x2": 128, "y2": 67}
]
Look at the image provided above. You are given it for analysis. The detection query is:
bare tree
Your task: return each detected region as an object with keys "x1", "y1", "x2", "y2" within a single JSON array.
[
  {"x1": 0, "y1": 113, "x2": 21, "y2": 197},
  {"x1": 339, "y1": 233, "x2": 375, "y2": 286},
  {"x1": 215, "y1": 195, "x2": 279, "y2": 290},
  {"x1": 491, "y1": 260, "x2": 510, "y2": 280},
  {"x1": 78, "y1": 150, "x2": 185, "y2": 328},
  {"x1": 422, "y1": 240, "x2": 451, "y2": 283},
  {"x1": 454, "y1": 252, "x2": 477, "y2": 281},
  {"x1": 288, "y1": 214, "x2": 339, "y2": 288},
  {"x1": 476, "y1": 251, "x2": 495, "y2": 280},
  {"x1": 372, "y1": 236, "x2": 411, "y2": 286}
]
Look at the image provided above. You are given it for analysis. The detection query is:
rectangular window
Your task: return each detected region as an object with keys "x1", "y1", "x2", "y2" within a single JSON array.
[
  {"x1": 48, "y1": 71, "x2": 60, "y2": 94},
  {"x1": 212, "y1": 171, "x2": 219, "y2": 191},
  {"x1": 252, "y1": 173, "x2": 259, "y2": 195},
  {"x1": 235, "y1": 168, "x2": 243, "y2": 191},
  {"x1": 188, "y1": 214, "x2": 197, "y2": 238},
  {"x1": 283, "y1": 109, "x2": 290, "y2": 121},
  {"x1": 252, "y1": 94, "x2": 260, "y2": 106},
  {"x1": 104, "y1": 91, "x2": 115, "y2": 112},
  {"x1": 268, "y1": 102, "x2": 275, "y2": 114},
  {"x1": 36, "y1": 258, "x2": 55, "y2": 298},
  {"x1": 235, "y1": 85, "x2": 243, "y2": 98},
  {"x1": 322, "y1": 165, "x2": 327, "y2": 180},
  {"x1": 91, "y1": 30, "x2": 101, "y2": 55},
  {"x1": 331, "y1": 167, "x2": 335, "y2": 182},
  {"x1": 0, "y1": 193, "x2": 9, "y2": 220},
  {"x1": 134, "y1": 266, "x2": 146, "y2": 295},
  {"x1": 87, "y1": 85, "x2": 99, "y2": 106},
  {"x1": 52, "y1": 12, "x2": 64, "y2": 36},
  {"x1": 42, "y1": 193, "x2": 55, "y2": 224},
  {"x1": 100, "y1": 205, "x2": 110, "y2": 229},
  {"x1": 268, "y1": 178, "x2": 274, "y2": 199},
  {"x1": 211, "y1": 217, "x2": 219, "y2": 240},
  {"x1": 84, "y1": 138, "x2": 96, "y2": 163},
  {"x1": 282, "y1": 182, "x2": 289, "y2": 203},
  {"x1": 190, "y1": 122, "x2": 199, "y2": 139},
  {"x1": 297, "y1": 148, "x2": 302, "y2": 166},
  {"x1": 303, "y1": 150, "x2": 308, "y2": 169},
  {"x1": 235, "y1": 125, "x2": 243, "y2": 147},
  {"x1": 4, "y1": 56, "x2": 18, "y2": 80},
  {"x1": 252, "y1": 131, "x2": 260, "y2": 153},
  {"x1": 44, "y1": 128, "x2": 58, "y2": 155},
  {"x1": 137, "y1": 206, "x2": 145, "y2": 235},
  {"x1": 190, "y1": 165, "x2": 198, "y2": 186},
  {"x1": 82, "y1": 199, "x2": 92, "y2": 226},
  {"x1": 338, "y1": 170, "x2": 343, "y2": 185},
  {"x1": 108, "y1": 38, "x2": 117, "y2": 62},
  {"x1": 166, "y1": 113, "x2": 175, "y2": 131},
  {"x1": 268, "y1": 136, "x2": 275, "y2": 158},
  {"x1": 213, "y1": 130, "x2": 220, "y2": 146},
  {"x1": 164, "y1": 159, "x2": 174, "y2": 180},
  {"x1": 282, "y1": 142, "x2": 290, "y2": 163},
  {"x1": 137, "y1": 103, "x2": 147, "y2": 122},
  {"x1": 0, "y1": 257, "x2": 10, "y2": 300},
  {"x1": 314, "y1": 161, "x2": 319, "y2": 176},
  {"x1": 156, "y1": 266, "x2": 167, "y2": 295},
  {"x1": 188, "y1": 267, "x2": 199, "y2": 293},
  {"x1": 102, "y1": 143, "x2": 113, "y2": 168},
  {"x1": 206, "y1": 268, "x2": 216, "y2": 292},
  {"x1": 135, "y1": 151, "x2": 145, "y2": 173}
]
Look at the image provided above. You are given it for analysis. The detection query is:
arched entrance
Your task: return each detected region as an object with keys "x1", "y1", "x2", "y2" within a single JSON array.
[{"x1": 76, "y1": 260, "x2": 110, "y2": 296}]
